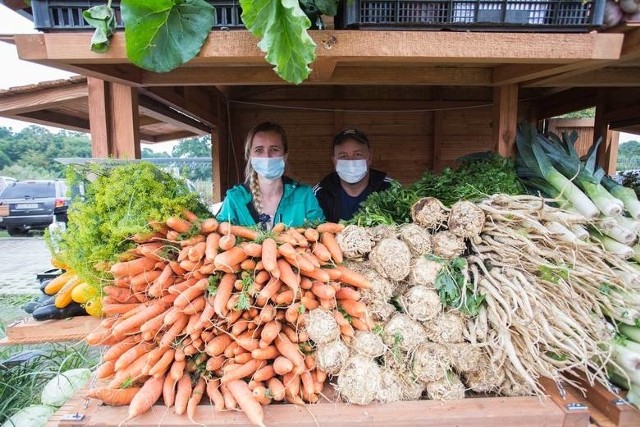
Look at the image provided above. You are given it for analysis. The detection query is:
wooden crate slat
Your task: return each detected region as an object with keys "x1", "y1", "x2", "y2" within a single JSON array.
[{"x1": 1, "y1": 317, "x2": 101, "y2": 345}]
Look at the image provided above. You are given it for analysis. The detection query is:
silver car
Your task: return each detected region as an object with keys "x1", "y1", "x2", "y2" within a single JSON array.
[{"x1": 0, "y1": 180, "x2": 69, "y2": 236}]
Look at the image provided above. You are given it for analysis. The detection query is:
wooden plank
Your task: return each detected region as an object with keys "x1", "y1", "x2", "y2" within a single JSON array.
[
  {"x1": 87, "y1": 77, "x2": 111, "y2": 158},
  {"x1": 0, "y1": 84, "x2": 87, "y2": 115},
  {"x1": 0, "y1": 317, "x2": 101, "y2": 345},
  {"x1": 539, "y1": 377, "x2": 590, "y2": 427},
  {"x1": 570, "y1": 375, "x2": 640, "y2": 427},
  {"x1": 48, "y1": 392, "x2": 568, "y2": 427},
  {"x1": 493, "y1": 85, "x2": 519, "y2": 159},
  {"x1": 110, "y1": 83, "x2": 140, "y2": 160}
]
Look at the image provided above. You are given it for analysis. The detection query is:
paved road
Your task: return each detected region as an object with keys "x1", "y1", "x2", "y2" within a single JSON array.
[{"x1": 0, "y1": 237, "x2": 53, "y2": 295}]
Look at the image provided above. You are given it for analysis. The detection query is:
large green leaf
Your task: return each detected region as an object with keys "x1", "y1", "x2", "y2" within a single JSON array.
[
  {"x1": 314, "y1": 0, "x2": 339, "y2": 16},
  {"x1": 83, "y1": 5, "x2": 117, "y2": 53},
  {"x1": 241, "y1": 0, "x2": 316, "y2": 85},
  {"x1": 121, "y1": 0, "x2": 215, "y2": 73}
]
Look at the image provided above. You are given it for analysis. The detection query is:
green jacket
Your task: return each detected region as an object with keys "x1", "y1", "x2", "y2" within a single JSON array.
[{"x1": 216, "y1": 177, "x2": 325, "y2": 228}]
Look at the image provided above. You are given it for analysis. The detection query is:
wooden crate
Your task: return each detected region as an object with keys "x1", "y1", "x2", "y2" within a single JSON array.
[
  {"x1": 47, "y1": 389, "x2": 578, "y2": 427},
  {"x1": 0, "y1": 316, "x2": 101, "y2": 345},
  {"x1": 569, "y1": 375, "x2": 640, "y2": 427}
]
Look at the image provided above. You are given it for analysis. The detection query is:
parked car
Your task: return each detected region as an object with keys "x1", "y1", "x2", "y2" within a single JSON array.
[
  {"x1": 0, "y1": 180, "x2": 69, "y2": 236},
  {"x1": 0, "y1": 176, "x2": 17, "y2": 194}
]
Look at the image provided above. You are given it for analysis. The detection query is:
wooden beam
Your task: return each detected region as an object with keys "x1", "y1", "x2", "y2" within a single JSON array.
[
  {"x1": 142, "y1": 87, "x2": 217, "y2": 129},
  {"x1": 15, "y1": 31, "x2": 623, "y2": 64},
  {"x1": 493, "y1": 60, "x2": 611, "y2": 86},
  {"x1": 493, "y1": 84, "x2": 519, "y2": 159},
  {"x1": 533, "y1": 88, "x2": 598, "y2": 119},
  {"x1": 308, "y1": 59, "x2": 337, "y2": 82},
  {"x1": 138, "y1": 95, "x2": 211, "y2": 135},
  {"x1": 18, "y1": 111, "x2": 89, "y2": 133},
  {"x1": 526, "y1": 67, "x2": 640, "y2": 87},
  {"x1": 0, "y1": 84, "x2": 87, "y2": 115}
]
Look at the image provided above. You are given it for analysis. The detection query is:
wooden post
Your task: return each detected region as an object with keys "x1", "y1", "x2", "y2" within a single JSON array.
[
  {"x1": 86, "y1": 78, "x2": 140, "y2": 159},
  {"x1": 492, "y1": 84, "x2": 519, "y2": 158},
  {"x1": 110, "y1": 83, "x2": 140, "y2": 159},
  {"x1": 87, "y1": 77, "x2": 111, "y2": 158},
  {"x1": 594, "y1": 89, "x2": 620, "y2": 175}
]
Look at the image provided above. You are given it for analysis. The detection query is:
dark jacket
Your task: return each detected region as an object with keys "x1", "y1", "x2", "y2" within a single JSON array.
[{"x1": 313, "y1": 169, "x2": 393, "y2": 223}]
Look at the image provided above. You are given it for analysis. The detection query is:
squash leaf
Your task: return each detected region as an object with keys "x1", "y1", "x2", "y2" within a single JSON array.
[
  {"x1": 121, "y1": 0, "x2": 215, "y2": 73},
  {"x1": 241, "y1": 0, "x2": 316, "y2": 84},
  {"x1": 83, "y1": 5, "x2": 117, "y2": 53}
]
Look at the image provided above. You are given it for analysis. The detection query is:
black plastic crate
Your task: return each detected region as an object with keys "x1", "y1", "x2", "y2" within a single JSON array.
[
  {"x1": 339, "y1": 0, "x2": 605, "y2": 31},
  {"x1": 31, "y1": 0, "x2": 244, "y2": 32}
]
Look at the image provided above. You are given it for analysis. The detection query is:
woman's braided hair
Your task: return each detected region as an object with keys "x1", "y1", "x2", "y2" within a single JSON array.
[{"x1": 243, "y1": 122, "x2": 288, "y2": 215}]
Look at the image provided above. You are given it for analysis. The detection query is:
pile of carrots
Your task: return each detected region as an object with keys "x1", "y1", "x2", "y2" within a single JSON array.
[{"x1": 83, "y1": 213, "x2": 372, "y2": 426}]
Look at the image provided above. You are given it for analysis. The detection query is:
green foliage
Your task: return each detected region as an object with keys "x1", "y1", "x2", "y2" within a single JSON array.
[
  {"x1": 617, "y1": 140, "x2": 640, "y2": 172},
  {"x1": 86, "y1": 0, "x2": 338, "y2": 84},
  {"x1": 412, "y1": 152, "x2": 525, "y2": 207},
  {"x1": 349, "y1": 152, "x2": 524, "y2": 226},
  {"x1": 57, "y1": 162, "x2": 210, "y2": 288},
  {"x1": 241, "y1": 0, "x2": 316, "y2": 84},
  {"x1": 121, "y1": 0, "x2": 215, "y2": 73},
  {"x1": 83, "y1": 3, "x2": 117, "y2": 53},
  {"x1": 431, "y1": 255, "x2": 485, "y2": 316},
  {"x1": 0, "y1": 343, "x2": 98, "y2": 424},
  {"x1": 556, "y1": 108, "x2": 595, "y2": 119},
  {"x1": 349, "y1": 181, "x2": 418, "y2": 226},
  {"x1": 0, "y1": 126, "x2": 91, "y2": 179}
]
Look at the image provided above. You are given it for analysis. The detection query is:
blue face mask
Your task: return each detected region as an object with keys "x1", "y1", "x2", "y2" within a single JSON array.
[
  {"x1": 251, "y1": 156, "x2": 285, "y2": 181},
  {"x1": 336, "y1": 159, "x2": 368, "y2": 184}
]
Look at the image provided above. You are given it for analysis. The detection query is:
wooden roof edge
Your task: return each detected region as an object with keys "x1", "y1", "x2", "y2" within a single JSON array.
[{"x1": 0, "y1": 75, "x2": 86, "y2": 97}]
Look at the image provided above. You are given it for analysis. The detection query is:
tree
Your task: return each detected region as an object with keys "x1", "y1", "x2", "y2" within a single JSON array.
[{"x1": 171, "y1": 136, "x2": 211, "y2": 158}]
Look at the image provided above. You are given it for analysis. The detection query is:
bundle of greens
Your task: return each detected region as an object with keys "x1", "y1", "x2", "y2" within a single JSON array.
[
  {"x1": 53, "y1": 162, "x2": 210, "y2": 288},
  {"x1": 412, "y1": 152, "x2": 525, "y2": 207}
]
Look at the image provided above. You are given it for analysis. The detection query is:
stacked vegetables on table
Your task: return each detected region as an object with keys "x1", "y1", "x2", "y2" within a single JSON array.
[{"x1": 82, "y1": 216, "x2": 373, "y2": 425}]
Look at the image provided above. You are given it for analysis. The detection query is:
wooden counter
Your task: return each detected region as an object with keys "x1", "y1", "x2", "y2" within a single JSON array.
[{"x1": 0, "y1": 316, "x2": 101, "y2": 345}]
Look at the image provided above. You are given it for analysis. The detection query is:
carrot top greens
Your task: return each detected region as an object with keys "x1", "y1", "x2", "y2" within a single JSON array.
[{"x1": 52, "y1": 162, "x2": 209, "y2": 288}]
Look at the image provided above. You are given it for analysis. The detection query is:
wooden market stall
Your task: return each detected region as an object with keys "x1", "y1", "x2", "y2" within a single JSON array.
[{"x1": 2, "y1": 1, "x2": 640, "y2": 426}]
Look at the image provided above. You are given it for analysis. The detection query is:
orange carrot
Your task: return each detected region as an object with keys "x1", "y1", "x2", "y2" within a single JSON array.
[
  {"x1": 254, "y1": 270, "x2": 270, "y2": 285},
  {"x1": 125, "y1": 375, "x2": 164, "y2": 422},
  {"x1": 300, "y1": 267, "x2": 331, "y2": 283},
  {"x1": 336, "y1": 265, "x2": 372, "y2": 289},
  {"x1": 226, "y1": 380, "x2": 266, "y2": 427},
  {"x1": 274, "y1": 333, "x2": 305, "y2": 373},
  {"x1": 300, "y1": 371, "x2": 315, "y2": 402},
  {"x1": 260, "y1": 238, "x2": 278, "y2": 275},
  {"x1": 252, "y1": 385, "x2": 271, "y2": 406},
  {"x1": 221, "y1": 359, "x2": 265, "y2": 384},
  {"x1": 85, "y1": 387, "x2": 141, "y2": 406},
  {"x1": 110, "y1": 256, "x2": 157, "y2": 278},
  {"x1": 259, "y1": 319, "x2": 282, "y2": 348},
  {"x1": 240, "y1": 258, "x2": 257, "y2": 271},
  {"x1": 258, "y1": 277, "x2": 282, "y2": 302},
  {"x1": 187, "y1": 241, "x2": 207, "y2": 262},
  {"x1": 140, "y1": 311, "x2": 166, "y2": 334},
  {"x1": 170, "y1": 359, "x2": 187, "y2": 381},
  {"x1": 159, "y1": 312, "x2": 189, "y2": 348},
  {"x1": 219, "y1": 222, "x2": 260, "y2": 241},
  {"x1": 136, "y1": 242, "x2": 167, "y2": 261},
  {"x1": 213, "y1": 273, "x2": 236, "y2": 317},
  {"x1": 339, "y1": 299, "x2": 367, "y2": 318},
  {"x1": 187, "y1": 376, "x2": 206, "y2": 421},
  {"x1": 174, "y1": 277, "x2": 209, "y2": 309},
  {"x1": 277, "y1": 258, "x2": 299, "y2": 294},
  {"x1": 205, "y1": 334, "x2": 233, "y2": 357},
  {"x1": 219, "y1": 233, "x2": 237, "y2": 251},
  {"x1": 273, "y1": 356, "x2": 294, "y2": 375},
  {"x1": 166, "y1": 216, "x2": 192, "y2": 234},
  {"x1": 275, "y1": 289, "x2": 294, "y2": 305},
  {"x1": 180, "y1": 233, "x2": 205, "y2": 248},
  {"x1": 206, "y1": 355, "x2": 225, "y2": 372},
  {"x1": 163, "y1": 374, "x2": 178, "y2": 407},
  {"x1": 271, "y1": 222, "x2": 286, "y2": 234},
  {"x1": 351, "y1": 316, "x2": 373, "y2": 331},
  {"x1": 336, "y1": 286, "x2": 361, "y2": 300},
  {"x1": 115, "y1": 342, "x2": 154, "y2": 371},
  {"x1": 242, "y1": 242, "x2": 263, "y2": 258},
  {"x1": 311, "y1": 242, "x2": 332, "y2": 262},
  {"x1": 206, "y1": 379, "x2": 225, "y2": 411},
  {"x1": 182, "y1": 209, "x2": 199, "y2": 223},
  {"x1": 103, "y1": 336, "x2": 139, "y2": 361},
  {"x1": 282, "y1": 372, "x2": 302, "y2": 404},
  {"x1": 205, "y1": 232, "x2": 221, "y2": 263},
  {"x1": 316, "y1": 222, "x2": 345, "y2": 234},
  {"x1": 253, "y1": 365, "x2": 276, "y2": 382},
  {"x1": 149, "y1": 348, "x2": 176, "y2": 378},
  {"x1": 303, "y1": 228, "x2": 319, "y2": 242},
  {"x1": 320, "y1": 232, "x2": 343, "y2": 264},
  {"x1": 251, "y1": 346, "x2": 280, "y2": 360},
  {"x1": 174, "y1": 373, "x2": 193, "y2": 416},
  {"x1": 200, "y1": 217, "x2": 219, "y2": 234},
  {"x1": 267, "y1": 377, "x2": 286, "y2": 401},
  {"x1": 95, "y1": 360, "x2": 116, "y2": 379},
  {"x1": 214, "y1": 246, "x2": 248, "y2": 273},
  {"x1": 311, "y1": 282, "x2": 336, "y2": 300},
  {"x1": 284, "y1": 254, "x2": 315, "y2": 273}
]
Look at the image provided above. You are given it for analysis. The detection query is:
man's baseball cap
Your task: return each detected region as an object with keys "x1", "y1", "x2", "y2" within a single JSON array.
[{"x1": 332, "y1": 129, "x2": 370, "y2": 147}]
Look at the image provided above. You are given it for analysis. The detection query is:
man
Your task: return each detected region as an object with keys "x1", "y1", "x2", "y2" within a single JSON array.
[{"x1": 313, "y1": 128, "x2": 394, "y2": 223}]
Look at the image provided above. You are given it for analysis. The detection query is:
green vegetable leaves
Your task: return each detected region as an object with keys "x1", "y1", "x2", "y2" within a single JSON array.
[
  {"x1": 83, "y1": 4, "x2": 117, "y2": 53},
  {"x1": 431, "y1": 255, "x2": 485, "y2": 316},
  {"x1": 121, "y1": 0, "x2": 215, "y2": 73},
  {"x1": 241, "y1": 0, "x2": 316, "y2": 84}
]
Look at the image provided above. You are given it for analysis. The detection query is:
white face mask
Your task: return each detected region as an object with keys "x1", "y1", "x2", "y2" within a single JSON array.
[
  {"x1": 251, "y1": 156, "x2": 285, "y2": 181},
  {"x1": 336, "y1": 159, "x2": 368, "y2": 184}
]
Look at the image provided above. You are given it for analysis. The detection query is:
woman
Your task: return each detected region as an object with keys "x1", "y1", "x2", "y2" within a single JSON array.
[{"x1": 216, "y1": 122, "x2": 324, "y2": 229}]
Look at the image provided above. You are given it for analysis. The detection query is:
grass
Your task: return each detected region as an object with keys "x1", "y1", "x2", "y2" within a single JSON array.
[{"x1": 0, "y1": 294, "x2": 99, "y2": 424}]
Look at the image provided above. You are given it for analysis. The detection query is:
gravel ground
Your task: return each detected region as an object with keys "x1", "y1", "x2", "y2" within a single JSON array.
[{"x1": 0, "y1": 236, "x2": 53, "y2": 296}]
